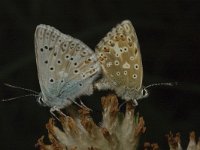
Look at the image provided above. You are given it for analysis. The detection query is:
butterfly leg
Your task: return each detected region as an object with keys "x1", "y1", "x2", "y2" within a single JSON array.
[
  {"x1": 119, "y1": 99, "x2": 138, "y2": 110},
  {"x1": 69, "y1": 98, "x2": 91, "y2": 111},
  {"x1": 78, "y1": 98, "x2": 92, "y2": 111},
  {"x1": 50, "y1": 106, "x2": 67, "y2": 121},
  {"x1": 50, "y1": 107, "x2": 60, "y2": 121},
  {"x1": 131, "y1": 99, "x2": 138, "y2": 106}
]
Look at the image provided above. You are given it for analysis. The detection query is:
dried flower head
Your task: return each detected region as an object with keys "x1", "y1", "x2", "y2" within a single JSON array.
[
  {"x1": 143, "y1": 142, "x2": 160, "y2": 150},
  {"x1": 36, "y1": 95, "x2": 146, "y2": 150},
  {"x1": 166, "y1": 132, "x2": 182, "y2": 150},
  {"x1": 187, "y1": 131, "x2": 200, "y2": 150},
  {"x1": 166, "y1": 131, "x2": 200, "y2": 150}
]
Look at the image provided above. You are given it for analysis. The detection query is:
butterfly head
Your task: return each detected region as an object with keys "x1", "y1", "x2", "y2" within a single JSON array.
[{"x1": 123, "y1": 86, "x2": 149, "y2": 102}]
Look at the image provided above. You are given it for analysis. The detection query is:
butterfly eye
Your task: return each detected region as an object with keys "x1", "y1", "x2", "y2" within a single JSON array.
[
  {"x1": 142, "y1": 88, "x2": 148, "y2": 98},
  {"x1": 142, "y1": 89, "x2": 146, "y2": 96},
  {"x1": 37, "y1": 96, "x2": 45, "y2": 106}
]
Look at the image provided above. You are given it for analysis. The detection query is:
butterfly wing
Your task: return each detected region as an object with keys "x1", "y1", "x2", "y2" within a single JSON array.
[
  {"x1": 95, "y1": 20, "x2": 143, "y2": 98},
  {"x1": 35, "y1": 25, "x2": 100, "y2": 108}
]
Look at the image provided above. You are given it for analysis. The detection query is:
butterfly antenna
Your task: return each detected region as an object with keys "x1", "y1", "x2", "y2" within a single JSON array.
[
  {"x1": 69, "y1": 98, "x2": 91, "y2": 111},
  {"x1": 4, "y1": 83, "x2": 39, "y2": 94},
  {"x1": 2, "y1": 94, "x2": 38, "y2": 102},
  {"x1": 146, "y1": 82, "x2": 177, "y2": 89}
]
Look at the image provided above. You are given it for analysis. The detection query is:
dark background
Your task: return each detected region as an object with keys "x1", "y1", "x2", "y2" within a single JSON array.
[{"x1": 0, "y1": 0, "x2": 200, "y2": 149}]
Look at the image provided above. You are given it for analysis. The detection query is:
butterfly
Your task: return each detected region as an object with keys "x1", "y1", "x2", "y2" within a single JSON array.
[
  {"x1": 94, "y1": 20, "x2": 148, "y2": 105},
  {"x1": 34, "y1": 24, "x2": 101, "y2": 112}
]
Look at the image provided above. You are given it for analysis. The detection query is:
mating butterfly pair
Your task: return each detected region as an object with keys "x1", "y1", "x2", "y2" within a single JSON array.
[{"x1": 35, "y1": 20, "x2": 148, "y2": 111}]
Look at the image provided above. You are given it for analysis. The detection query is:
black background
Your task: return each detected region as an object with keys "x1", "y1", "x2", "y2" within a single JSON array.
[{"x1": 0, "y1": 0, "x2": 200, "y2": 149}]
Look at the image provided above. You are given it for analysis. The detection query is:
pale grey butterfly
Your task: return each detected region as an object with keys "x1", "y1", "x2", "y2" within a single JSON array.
[
  {"x1": 95, "y1": 20, "x2": 173, "y2": 105},
  {"x1": 35, "y1": 24, "x2": 101, "y2": 112}
]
